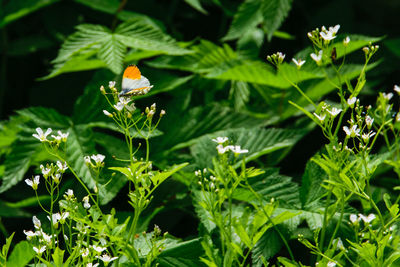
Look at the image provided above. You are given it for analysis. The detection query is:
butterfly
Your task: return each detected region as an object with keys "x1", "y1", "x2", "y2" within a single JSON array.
[{"x1": 118, "y1": 65, "x2": 153, "y2": 97}]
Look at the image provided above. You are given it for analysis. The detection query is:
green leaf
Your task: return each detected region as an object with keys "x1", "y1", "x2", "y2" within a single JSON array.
[
  {"x1": 98, "y1": 35, "x2": 126, "y2": 74},
  {"x1": 300, "y1": 159, "x2": 327, "y2": 207},
  {"x1": 252, "y1": 229, "x2": 283, "y2": 263},
  {"x1": 6, "y1": 240, "x2": 35, "y2": 267},
  {"x1": 191, "y1": 127, "x2": 306, "y2": 169},
  {"x1": 223, "y1": 0, "x2": 263, "y2": 41},
  {"x1": 53, "y1": 24, "x2": 110, "y2": 63},
  {"x1": 0, "y1": 233, "x2": 14, "y2": 265},
  {"x1": 192, "y1": 190, "x2": 216, "y2": 232},
  {"x1": 156, "y1": 104, "x2": 265, "y2": 153},
  {"x1": 115, "y1": 19, "x2": 191, "y2": 55},
  {"x1": 17, "y1": 107, "x2": 71, "y2": 129},
  {"x1": 233, "y1": 169, "x2": 301, "y2": 207},
  {"x1": 0, "y1": 139, "x2": 40, "y2": 193},
  {"x1": 261, "y1": 0, "x2": 293, "y2": 41},
  {"x1": 51, "y1": 247, "x2": 64, "y2": 267},
  {"x1": 0, "y1": 0, "x2": 59, "y2": 28},
  {"x1": 229, "y1": 81, "x2": 250, "y2": 110},
  {"x1": 184, "y1": 0, "x2": 208, "y2": 14},
  {"x1": 150, "y1": 163, "x2": 189, "y2": 187},
  {"x1": 65, "y1": 126, "x2": 97, "y2": 196}
]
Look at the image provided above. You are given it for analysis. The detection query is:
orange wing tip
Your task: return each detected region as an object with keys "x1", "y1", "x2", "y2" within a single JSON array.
[{"x1": 123, "y1": 65, "x2": 141, "y2": 80}]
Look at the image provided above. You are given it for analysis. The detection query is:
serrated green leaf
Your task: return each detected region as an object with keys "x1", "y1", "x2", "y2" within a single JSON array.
[
  {"x1": 192, "y1": 190, "x2": 216, "y2": 232},
  {"x1": 17, "y1": 107, "x2": 71, "y2": 129},
  {"x1": 229, "y1": 81, "x2": 250, "y2": 110},
  {"x1": 156, "y1": 104, "x2": 265, "y2": 153},
  {"x1": 191, "y1": 127, "x2": 306, "y2": 169},
  {"x1": 65, "y1": 125, "x2": 97, "y2": 196},
  {"x1": 223, "y1": 0, "x2": 263, "y2": 41},
  {"x1": 0, "y1": 139, "x2": 40, "y2": 193},
  {"x1": 233, "y1": 169, "x2": 300, "y2": 207},
  {"x1": 252, "y1": 229, "x2": 283, "y2": 263},
  {"x1": 261, "y1": 0, "x2": 293, "y2": 41},
  {"x1": 300, "y1": 159, "x2": 327, "y2": 207},
  {"x1": 53, "y1": 24, "x2": 110, "y2": 63},
  {"x1": 98, "y1": 35, "x2": 126, "y2": 73},
  {"x1": 1, "y1": 232, "x2": 14, "y2": 265},
  {"x1": 116, "y1": 19, "x2": 191, "y2": 55}
]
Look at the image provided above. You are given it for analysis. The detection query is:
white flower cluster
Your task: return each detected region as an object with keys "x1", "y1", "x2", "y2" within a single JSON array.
[
  {"x1": 84, "y1": 154, "x2": 105, "y2": 169},
  {"x1": 211, "y1": 137, "x2": 248, "y2": 155},
  {"x1": 33, "y1": 128, "x2": 69, "y2": 143},
  {"x1": 349, "y1": 213, "x2": 376, "y2": 224}
]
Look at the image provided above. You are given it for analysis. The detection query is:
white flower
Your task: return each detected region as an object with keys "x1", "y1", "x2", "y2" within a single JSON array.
[
  {"x1": 382, "y1": 92, "x2": 394, "y2": 100},
  {"x1": 320, "y1": 31, "x2": 336, "y2": 41},
  {"x1": 47, "y1": 213, "x2": 61, "y2": 226},
  {"x1": 343, "y1": 36, "x2": 350, "y2": 46},
  {"x1": 23, "y1": 230, "x2": 37, "y2": 240},
  {"x1": 114, "y1": 97, "x2": 131, "y2": 111},
  {"x1": 103, "y1": 110, "x2": 113, "y2": 117},
  {"x1": 25, "y1": 175, "x2": 40, "y2": 190},
  {"x1": 343, "y1": 125, "x2": 360, "y2": 138},
  {"x1": 212, "y1": 137, "x2": 229, "y2": 144},
  {"x1": 326, "y1": 107, "x2": 342, "y2": 117},
  {"x1": 84, "y1": 156, "x2": 91, "y2": 164},
  {"x1": 33, "y1": 128, "x2": 52, "y2": 142},
  {"x1": 92, "y1": 245, "x2": 107, "y2": 253},
  {"x1": 83, "y1": 196, "x2": 91, "y2": 209},
  {"x1": 33, "y1": 246, "x2": 46, "y2": 255},
  {"x1": 394, "y1": 85, "x2": 400, "y2": 94},
  {"x1": 292, "y1": 58, "x2": 306, "y2": 69},
  {"x1": 81, "y1": 248, "x2": 89, "y2": 258},
  {"x1": 313, "y1": 112, "x2": 326, "y2": 123},
  {"x1": 362, "y1": 131, "x2": 376, "y2": 142},
  {"x1": 347, "y1": 97, "x2": 357, "y2": 107},
  {"x1": 96, "y1": 254, "x2": 118, "y2": 263},
  {"x1": 59, "y1": 212, "x2": 69, "y2": 224},
  {"x1": 53, "y1": 173, "x2": 61, "y2": 184},
  {"x1": 365, "y1": 115, "x2": 374, "y2": 128},
  {"x1": 359, "y1": 213, "x2": 376, "y2": 223},
  {"x1": 87, "y1": 263, "x2": 100, "y2": 267},
  {"x1": 108, "y1": 81, "x2": 116, "y2": 88},
  {"x1": 160, "y1": 110, "x2": 166, "y2": 116},
  {"x1": 57, "y1": 130, "x2": 69, "y2": 142},
  {"x1": 349, "y1": 214, "x2": 358, "y2": 224},
  {"x1": 57, "y1": 161, "x2": 68, "y2": 172},
  {"x1": 33, "y1": 216, "x2": 41, "y2": 229},
  {"x1": 40, "y1": 164, "x2": 51, "y2": 177},
  {"x1": 64, "y1": 189, "x2": 74, "y2": 199},
  {"x1": 327, "y1": 261, "x2": 336, "y2": 267},
  {"x1": 216, "y1": 144, "x2": 232, "y2": 154},
  {"x1": 310, "y1": 50, "x2": 323, "y2": 64},
  {"x1": 333, "y1": 237, "x2": 344, "y2": 250},
  {"x1": 91, "y1": 154, "x2": 105, "y2": 164},
  {"x1": 229, "y1": 145, "x2": 249, "y2": 154},
  {"x1": 329, "y1": 25, "x2": 340, "y2": 35}
]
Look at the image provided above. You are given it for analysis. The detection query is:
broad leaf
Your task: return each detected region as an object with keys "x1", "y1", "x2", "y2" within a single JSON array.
[
  {"x1": 191, "y1": 127, "x2": 307, "y2": 169},
  {"x1": 223, "y1": 0, "x2": 263, "y2": 41},
  {"x1": 261, "y1": 0, "x2": 293, "y2": 40},
  {"x1": 0, "y1": 139, "x2": 40, "y2": 193}
]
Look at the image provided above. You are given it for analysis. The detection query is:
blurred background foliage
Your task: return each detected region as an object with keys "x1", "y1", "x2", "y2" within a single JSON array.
[{"x1": 0, "y1": 0, "x2": 400, "y2": 263}]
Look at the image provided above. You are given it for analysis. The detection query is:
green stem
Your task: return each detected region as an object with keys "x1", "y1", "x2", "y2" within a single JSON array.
[{"x1": 318, "y1": 189, "x2": 332, "y2": 261}]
